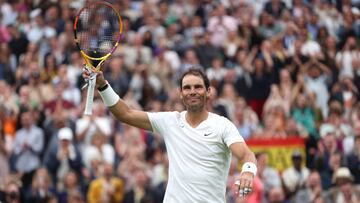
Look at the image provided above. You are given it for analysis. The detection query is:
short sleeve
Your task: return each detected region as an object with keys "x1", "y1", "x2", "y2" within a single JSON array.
[
  {"x1": 221, "y1": 118, "x2": 244, "y2": 147},
  {"x1": 147, "y1": 112, "x2": 176, "y2": 135}
]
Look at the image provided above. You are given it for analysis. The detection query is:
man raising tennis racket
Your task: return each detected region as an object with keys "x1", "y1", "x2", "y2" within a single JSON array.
[{"x1": 83, "y1": 67, "x2": 257, "y2": 202}]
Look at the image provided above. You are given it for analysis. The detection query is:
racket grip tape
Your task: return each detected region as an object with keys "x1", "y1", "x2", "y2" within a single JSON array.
[{"x1": 84, "y1": 76, "x2": 97, "y2": 115}]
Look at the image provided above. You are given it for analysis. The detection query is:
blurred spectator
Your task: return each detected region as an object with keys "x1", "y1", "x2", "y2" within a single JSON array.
[
  {"x1": 55, "y1": 66, "x2": 81, "y2": 106},
  {"x1": 248, "y1": 57, "x2": 273, "y2": 118},
  {"x1": 264, "y1": 0, "x2": 287, "y2": 18},
  {"x1": 267, "y1": 186, "x2": 290, "y2": 203},
  {"x1": 24, "y1": 167, "x2": 56, "y2": 203},
  {"x1": 87, "y1": 162, "x2": 124, "y2": 203},
  {"x1": 302, "y1": 59, "x2": 332, "y2": 117},
  {"x1": 123, "y1": 33, "x2": 152, "y2": 68},
  {"x1": 281, "y1": 151, "x2": 310, "y2": 198},
  {"x1": 233, "y1": 97, "x2": 259, "y2": 140},
  {"x1": 0, "y1": 179, "x2": 22, "y2": 203},
  {"x1": 346, "y1": 135, "x2": 360, "y2": 184},
  {"x1": 207, "y1": 4, "x2": 237, "y2": 47},
  {"x1": 206, "y1": 57, "x2": 227, "y2": 87},
  {"x1": 83, "y1": 132, "x2": 115, "y2": 172},
  {"x1": 260, "y1": 104, "x2": 288, "y2": 138},
  {"x1": 76, "y1": 101, "x2": 112, "y2": 149},
  {"x1": 194, "y1": 31, "x2": 223, "y2": 70},
  {"x1": 7, "y1": 24, "x2": 29, "y2": 65},
  {"x1": 105, "y1": 56, "x2": 130, "y2": 98},
  {"x1": 0, "y1": 120, "x2": 9, "y2": 188},
  {"x1": 43, "y1": 127, "x2": 83, "y2": 190},
  {"x1": 294, "y1": 170, "x2": 325, "y2": 203},
  {"x1": 183, "y1": 15, "x2": 205, "y2": 48},
  {"x1": 216, "y1": 83, "x2": 237, "y2": 120},
  {"x1": 123, "y1": 165, "x2": 155, "y2": 203},
  {"x1": 325, "y1": 167, "x2": 360, "y2": 203},
  {"x1": 11, "y1": 108, "x2": 44, "y2": 189},
  {"x1": 177, "y1": 49, "x2": 203, "y2": 79},
  {"x1": 138, "y1": 13, "x2": 166, "y2": 46},
  {"x1": 258, "y1": 11, "x2": 283, "y2": 39},
  {"x1": 58, "y1": 170, "x2": 84, "y2": 203},
  {"x1": 0, "y1": 43, "x2": 14, "y2": 84},
  {"x1": 256, "y1": 152, "x2": 281, "y2": 195},
  {"x1": 291, "y1": 93, "x2": 318, "y2": 138}
]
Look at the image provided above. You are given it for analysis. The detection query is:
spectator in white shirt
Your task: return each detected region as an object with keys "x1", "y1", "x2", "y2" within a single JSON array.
[{"x1": 282, "y1": 150, "x2": 310, "y2": 197}]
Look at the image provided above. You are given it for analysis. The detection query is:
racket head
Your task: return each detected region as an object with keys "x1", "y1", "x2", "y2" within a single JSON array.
[{"x1": 73, "y1": 1, "x2": 123, "y2": 61}]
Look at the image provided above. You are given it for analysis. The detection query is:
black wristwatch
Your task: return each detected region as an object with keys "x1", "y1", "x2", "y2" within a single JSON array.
[{"x1": 97, "y1": 82, "x2": 109, "y2": 91}]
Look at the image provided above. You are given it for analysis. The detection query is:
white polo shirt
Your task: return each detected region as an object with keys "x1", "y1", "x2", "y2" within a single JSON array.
[{"x1": 147, "y1": 111, "x2": 244, "y2": 203}]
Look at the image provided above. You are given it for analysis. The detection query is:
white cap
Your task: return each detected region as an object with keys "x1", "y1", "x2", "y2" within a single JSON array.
[
  {"x1": 320, "y1": 123, "x2": 335, "y2": 138},
  {"x1": 44, "y1": 28, "x2": 56, "y2": 38},
  {"x1": 69, "y1": 1, "x2": 84, "y2": 9},
  {"x1": 352, "y1": 7, "x2": 360, "y2": 16},
  {"x1": 301, "y1": 40, "x2": 321, "y2": 56},
  {"x1": 30, "y1": 8, "x2": 41, "y2": 19},
  {"x1": 58, "y1": 127, "x2": 73, "y2": 141},
  {"x1": 333, "y1": 167, "x2": 354, "y2": 183}
]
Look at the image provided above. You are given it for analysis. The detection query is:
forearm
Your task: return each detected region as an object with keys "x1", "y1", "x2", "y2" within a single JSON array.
[
  {"x1": 230, "y1": 142, "x2": 257, "y2": 174},
  {"x1": 240, "y1": 150, "x2": 257, "y2": 164},
  {"x1": 99, "y1": 83, "x2": 152, "y2": 130},
  {"x1": 231, "y1": 142, "x2": 257, "y2": 197}
]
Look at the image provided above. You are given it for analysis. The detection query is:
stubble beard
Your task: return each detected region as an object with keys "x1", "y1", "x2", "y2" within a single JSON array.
[{"x1": 183, "y1": 97, "x2": 206, "y2": 113}]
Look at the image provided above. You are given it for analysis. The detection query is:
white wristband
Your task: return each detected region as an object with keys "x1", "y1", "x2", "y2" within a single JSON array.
[
  {"x1": 241, "y1": 162, "x2": 257, "y2": 176},
  {"x1": 98, "y1": 83, "x2": 120, "y2": 107}
]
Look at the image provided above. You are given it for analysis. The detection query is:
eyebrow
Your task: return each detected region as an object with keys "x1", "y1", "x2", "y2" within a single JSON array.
[{"x1": 182, "y1": 83, "x2": 204, "y2": 88}]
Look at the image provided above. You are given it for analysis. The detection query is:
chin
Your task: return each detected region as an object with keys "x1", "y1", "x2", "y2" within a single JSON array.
[{"x1": 187, "y1": 104, "x2": 204, "y2": 112}]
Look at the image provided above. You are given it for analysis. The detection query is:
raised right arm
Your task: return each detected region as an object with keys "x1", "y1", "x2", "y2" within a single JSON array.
[
  {"x1": 108, "y1": 98, "x2": 152, "y2": 131},
  {"x1": 85, "y1": 69, "x2": 153, "y2": 131}
]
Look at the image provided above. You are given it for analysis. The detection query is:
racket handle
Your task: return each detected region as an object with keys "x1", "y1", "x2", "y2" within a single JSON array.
[{"x1": 84, "y1": 74, "x2": 97, "y2": 115}]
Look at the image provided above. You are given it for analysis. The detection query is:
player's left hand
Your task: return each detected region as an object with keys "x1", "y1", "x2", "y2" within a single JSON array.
[{"x1": 234, "y1": 172, "x2": 254, "y2": 197}]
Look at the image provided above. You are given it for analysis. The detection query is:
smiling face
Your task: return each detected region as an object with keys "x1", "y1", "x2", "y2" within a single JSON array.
[{"x1": 180, "y1": 74, "x2": 210, "y2": 112}]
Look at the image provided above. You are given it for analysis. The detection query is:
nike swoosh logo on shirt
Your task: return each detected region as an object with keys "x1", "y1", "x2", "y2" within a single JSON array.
[{"x1": 204, "y1": 133, "x2": 212, "y2": 136}]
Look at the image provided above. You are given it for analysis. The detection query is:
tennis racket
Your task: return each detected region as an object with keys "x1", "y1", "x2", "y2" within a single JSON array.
[{"x1": 74, "y1": 1, "x2": 122, "y2": 115}]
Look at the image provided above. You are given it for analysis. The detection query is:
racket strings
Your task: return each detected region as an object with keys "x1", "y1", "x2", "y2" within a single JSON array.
[{"x1": 77, "y1": 3, "x2": 119, "y2": 56}]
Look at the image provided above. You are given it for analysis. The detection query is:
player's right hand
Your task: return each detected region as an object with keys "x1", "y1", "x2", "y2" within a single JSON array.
[{"x1": 82, "y1": 65, "x2": 107, "y2": 89}]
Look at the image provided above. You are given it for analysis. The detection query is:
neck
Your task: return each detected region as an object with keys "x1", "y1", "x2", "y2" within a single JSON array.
[
  {"x1": 24, "y1": 125, "x2": 32, "y2": 130},
  {"x1": 104, "y1": 176, "x2": 111, "y2": 181},
  {"x1": 186, "y1": 110, "x2": 208, "y2": 128}
]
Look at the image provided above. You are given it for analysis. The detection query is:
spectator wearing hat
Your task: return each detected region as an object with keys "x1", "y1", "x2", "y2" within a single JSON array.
[
  {"x1": 43, "y1": 127, "x2": 83, "y2": 191},
  {"x1": 314, "y1": 124, "x2": 344, "y2": 189},
  {"x1": 325, "y1": 167, "x2": 360, "y2": 203},
  {"x1": 281, "y1": 150, "x2": 310, "y2": 198}
]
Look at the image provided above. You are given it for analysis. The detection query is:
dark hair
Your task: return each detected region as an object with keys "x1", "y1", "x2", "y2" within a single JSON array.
[{"x1": 179, "y1": 68, "x2": 210, "y2": 90}]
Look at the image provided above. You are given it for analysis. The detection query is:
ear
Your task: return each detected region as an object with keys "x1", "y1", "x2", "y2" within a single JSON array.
[
  {"x1": 206, "y1": 87, "x2": 211, "y2": 98},
  {"x1": 178, "y1": 87, "x2": 183, "y2": 99}
]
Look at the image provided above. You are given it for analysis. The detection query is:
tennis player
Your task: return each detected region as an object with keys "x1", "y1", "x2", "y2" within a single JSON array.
[{"x1": 83, "y1": 67, "x2": 257, "y2": 202}]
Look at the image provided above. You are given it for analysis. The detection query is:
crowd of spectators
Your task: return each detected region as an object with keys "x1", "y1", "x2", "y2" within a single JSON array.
[{"x1": 0, "y1": 0, "x2": 360, "y2": 202}]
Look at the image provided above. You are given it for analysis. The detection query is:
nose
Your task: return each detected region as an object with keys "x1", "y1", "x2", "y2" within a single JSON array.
[{"x1": 188, "y1": 87, "x2": 199, "y2": 94}]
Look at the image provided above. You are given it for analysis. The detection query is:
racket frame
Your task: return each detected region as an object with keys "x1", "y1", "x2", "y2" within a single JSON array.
[{"x1": 73, "y1": 1, "x2": 123, "y2": 115}]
